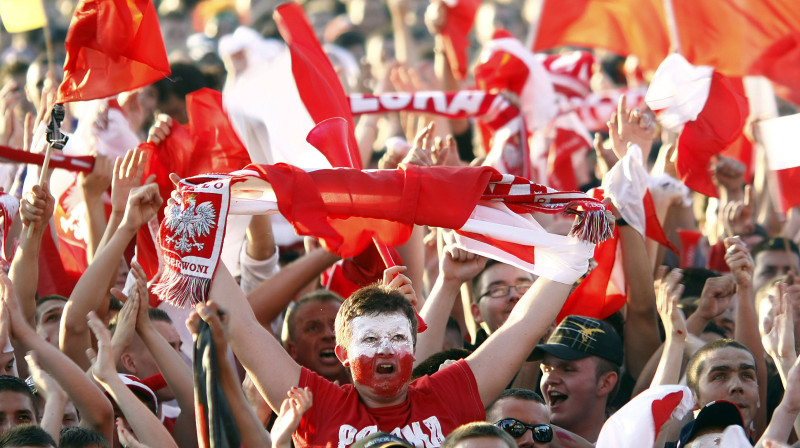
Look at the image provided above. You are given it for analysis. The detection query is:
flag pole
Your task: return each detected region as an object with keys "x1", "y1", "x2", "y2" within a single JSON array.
[{"x1": 662, "y1": 0, "x2": 682, "y2": 54}]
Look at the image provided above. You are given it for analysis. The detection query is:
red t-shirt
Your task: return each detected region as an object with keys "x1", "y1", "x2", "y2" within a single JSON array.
[{"x1": 294, "y1": 359, "x2": 485, "y2": 447}]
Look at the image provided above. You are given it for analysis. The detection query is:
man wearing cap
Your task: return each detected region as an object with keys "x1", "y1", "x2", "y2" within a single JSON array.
[{"x1": 532, "y1": 315, "x2": 623, "y2": 443}]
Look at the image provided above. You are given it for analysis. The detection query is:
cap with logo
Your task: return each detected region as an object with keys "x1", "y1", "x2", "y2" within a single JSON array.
[{"x1": 530, "y1": 315, "x2": 623, "y2": 365}]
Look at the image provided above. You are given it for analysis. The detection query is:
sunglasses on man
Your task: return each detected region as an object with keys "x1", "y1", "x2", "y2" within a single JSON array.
[{"x1": 495, "y1": 418, "x2": 553, "y2": 443}]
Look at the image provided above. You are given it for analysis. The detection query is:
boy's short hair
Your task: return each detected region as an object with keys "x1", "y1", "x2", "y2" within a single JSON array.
[
  {"x1": 59, "y1": 426, "x2": 109, "y2": 448},
  {"x1": 441, "y1": 422, "x2": 516, "y2": 448},
  {"x1": 0, "y1": 376, "x2": 38, "y2": 421},
  {"x1": 0, "y1": 424, "x2": 56, "y2": 447},
  {"x1": 334, "y1": 284, "x2": 417, "y2": 349},
  {"x1": 686, "y1": 339, "x2": 756, "y2": 396}
]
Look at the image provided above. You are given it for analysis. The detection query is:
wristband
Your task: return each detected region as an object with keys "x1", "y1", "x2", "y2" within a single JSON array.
[{"x1": 616, "y1": 217, "x2": 629, "y2": 227}]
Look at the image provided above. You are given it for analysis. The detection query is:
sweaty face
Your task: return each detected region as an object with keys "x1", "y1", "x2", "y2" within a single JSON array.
[
  {"x1": 342, "y1": 313, "x2": 414, "y2": 399},
  {"x1": 540, "y1": 355, "x2": 602, "y2": 431},
  {"x1": 0, "y1": 391, "x2": 36, "y2": 434},
  {"x1": 487, "y1": 398, "x2": 551, "y2": 448},
  {"x1": 473, "y1": 264, "x2": 535, "y2": 333},
  {"x1": 695, "y1": 346, "x2": 759, "y2": 427},
  {"x1": 753, "y1": 250, "x2": 800, "y2": 293},
  {"x1": 287, "y1": 301, "x2": 344, "y2": 381}
]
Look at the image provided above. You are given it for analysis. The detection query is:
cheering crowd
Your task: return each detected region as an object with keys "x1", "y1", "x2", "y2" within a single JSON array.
[{"x1": 0, "y1": 0, "x2": 795, "y2": 447}]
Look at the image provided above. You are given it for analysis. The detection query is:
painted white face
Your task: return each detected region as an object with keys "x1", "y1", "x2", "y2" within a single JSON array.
[{"x1": 348, "y1": 313, "x2": 414, "y2": 359}]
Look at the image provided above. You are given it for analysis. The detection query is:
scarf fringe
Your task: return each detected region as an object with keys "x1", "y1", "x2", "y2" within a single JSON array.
[
  {"x1": 569, "y1": 209, "x2": 613, "y2": 244},
  {"x1": 152, "y1": 267, "x2": 211, "y2": 308}
]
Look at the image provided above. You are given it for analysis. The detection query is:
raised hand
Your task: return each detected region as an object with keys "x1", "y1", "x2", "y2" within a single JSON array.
[
  {"x1": 721, "y1": 185, "x2": 755, "y2": 238},
  {"x1": 19, "y1": 182, "x2": 54, "y2": 231},
  {"x1": 402, "y1": 122, "x2": 436, "y2": 167},
  {"x1": 713, "y1": 156, "x2": 746, "y2": 197},
  {"x1": 440, "y1": 244, "x2": 487, "y2": 285},
  {"x1": 607, "y1": 94, "x2": 656, "y2": 162},
  {"x1": 111, "y1": 148, "x2": 150, "y2": 214},
  {"x1": 109, "y1": 287, "x2": 139, "y2": 362},
  {"x1": 86, "y1": 311, "x2": 118, "y2": 384},
  {"x1": 271, "y1": 387, "x2": 313, "y2": 448},
  {"x1": 761, "y1": 283, "x2": 796, "y2": 365},
  {"x1": 119, "y1": 183, "x2": 163, "y2": 232},
  {"x1": 79, "y1": 155, "x2": 113, "y2": 201},
  {"x1": 656, "y1": 267, "x2": 687, "y2": 340},
  {"x1": 146, "y1": 114, "x2": 173, "y2": 144},
  {"x1": 696, "y1": 276, "x2": 737, "y2": 322},
  {"x1": 0, "y1": 81, "x2": 25, "y2": 147},
  {"x1": 724, "y1": 236, "x2": 755, "y2": 286},
  {"x1": 383, "y1": 265, "x2": 418, "y2": 307}
]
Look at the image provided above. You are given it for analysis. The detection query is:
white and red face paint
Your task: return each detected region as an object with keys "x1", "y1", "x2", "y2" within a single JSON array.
[{"x1": 346, "y1": 313, "x2": 415, "y2": 398}]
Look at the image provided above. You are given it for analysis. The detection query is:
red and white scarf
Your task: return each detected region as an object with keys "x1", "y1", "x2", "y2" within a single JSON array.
[{"x1": 154, "y1": 164, "x2": 612, "y2": 307}]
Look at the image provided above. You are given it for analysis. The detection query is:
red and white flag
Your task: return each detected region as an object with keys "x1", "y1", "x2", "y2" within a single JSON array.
[
  {"x1": 645, "y1": 54, "x2": 748, "y2": 198},
  {"x1": 595, "y1": 385, "x2": 694, "y2": 447},
  {"x1": 439, "y1": 0, "x2": 479, "y2": 81},
  {"x1": 758, "y1": 113, "x2": 800, "y2": 213},
  {"x1": 153, "y1": 162, "x2": 611, "y2": 306}
]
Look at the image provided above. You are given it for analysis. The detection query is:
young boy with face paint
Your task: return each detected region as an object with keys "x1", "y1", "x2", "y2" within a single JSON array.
[{"x1": 202, "y1": 225, "x2": 601, "y2": 447}]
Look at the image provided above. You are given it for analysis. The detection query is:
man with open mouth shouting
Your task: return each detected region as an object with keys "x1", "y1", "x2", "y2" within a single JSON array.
[{"x1": 196, "y1": 208, "x2": 605, "y2": 447}]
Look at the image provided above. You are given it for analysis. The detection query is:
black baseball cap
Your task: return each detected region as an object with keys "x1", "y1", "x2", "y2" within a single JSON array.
[
  {"x1": 530, "y1": 315, "x2": 623, "y2": 365},
  {"x1": 677, "y1": 401, "x2": 744, "y2": 447},
  {"x1": 351, "y1": 432, "x2": 414, "y2": 448}
]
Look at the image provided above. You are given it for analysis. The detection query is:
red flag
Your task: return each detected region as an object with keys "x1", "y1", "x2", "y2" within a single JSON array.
[
  {"x1": 759, "y1": 113, "x2": 800, "y2": 212},
  {"x1": 440, "y1": 0, "x2": 479, "y2": 80},
  {"x1": 751, "y1": 32, "x2": 800, "y2": 105},
  {"x1": 273, "y1": 2, "x2": 361, "y2": 169},
  {"x1": 137, "y1": 88, "x2": 251, "y2": 288},
  {"x1": 58, "y1": 0, "x2": 170, "y2": 104}
]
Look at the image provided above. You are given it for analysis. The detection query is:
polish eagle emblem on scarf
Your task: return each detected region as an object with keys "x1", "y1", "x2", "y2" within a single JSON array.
[{"x1": 163, "y1": 195, "x2": 217, "y2": 253}]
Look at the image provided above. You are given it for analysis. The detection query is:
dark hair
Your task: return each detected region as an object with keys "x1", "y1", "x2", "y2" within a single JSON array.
[
  {"x1": 148, "y1": 308, "x2": 173, "y2": 324},
  {"x1": 0, "y1": 376, "x2": 38, "y2": 421},
  {"x1": 34, "y1": 296, "x2": 67, "y2": 325},
  {"x1": 751, "y1": 238, "x2": 800, "y2": 261},
  {"x1": 0, "y1": 424, "x2": 55, "y2": 447},
  {"x1": 679, "y1": 268, "x2": 722, "y2": 300},
  {"x1": 486, "y1": 388, "x2": 546, "y2": 418},
  {"x1": 472, "y1": 259, "x2": 502, "y2": 302},
  {"x1": 335, "y1": 284, "x2": 417, "y2": 349},
  {"x1": 595, "y1": 356, "x2": 621, "y2": 403},
  {"x1": 441, "y1": 422, "x2": 516, "y2": 448},
  {"x1": 446, "y1": 317, "x2": 462, "y2": 338},
  {"x1": 58, "y1": 426, "x2": 109, "y2": 448},
  {"x1": 153, "y1": 62, "x2": 207, "y2": 105},
  {"x1": 282, "y1": 290, "x2": 344, "y2": 345},
  {"x1": 686, "y1": 339, "x2": 756, "y2": 397},
  {"x1": 412, "y1": 349, "x2": 471, "y2": 379}
]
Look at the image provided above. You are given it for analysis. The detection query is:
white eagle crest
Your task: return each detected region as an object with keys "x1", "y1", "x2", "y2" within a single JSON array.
[{"x1": 164, "y1": 196, "x2": 216, "y2": 253}]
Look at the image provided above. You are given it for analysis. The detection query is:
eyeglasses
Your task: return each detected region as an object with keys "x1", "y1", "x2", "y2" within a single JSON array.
[
  {"x1": 479, "y1": 282, "x2": 533, "y2": 299},
  {"x1": 495, "y1": 418, "x2": 553, "y2": 443}
]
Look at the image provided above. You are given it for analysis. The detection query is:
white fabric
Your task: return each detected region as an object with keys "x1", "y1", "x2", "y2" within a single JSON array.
[
  {"x1": 238, "y1": 243, "x2": 280, "y2": 295},
  {"x1": 595, "y1": 385, "x2": 694, "y2": 448},
  {"x1": 479, "y1": 37, "x2": 558, "y2": 131},
  {"x1": 454, "y1": 201, "x2": 593, "y2": 284},
  {"x1": 645, "y1": 54, "x2": 713, "y2": 132},
  {"x1": 602, "y1": 144, "x2": 648, "y2": 236},
  {"x1": 758, "y1": 113, "x2": 800, "y2": 171}
]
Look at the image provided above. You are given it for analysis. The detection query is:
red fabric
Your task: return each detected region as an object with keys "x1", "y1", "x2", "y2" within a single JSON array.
[
  {"x1": 676, "y1": 73, "x2": 748, "y2": 198},
  {"x1": 706, "y1": 240, "x2": 731, "y2": 273},
  {"x1": 650, "y1": 391, "x2": 685, "y2": 442},
  {"x1": 58, "y1": 0, "x2": 170, "y2": 103},
  {"x1": 441, "y1": 0, "x2": 479, "y2": 80},
  {"x1": 559, "y1": 227, "x2": 625, "y2": 323},
  {"x1": 0, "y1": 145, "x2": 94, "y2": 173},
  {"x1": 751, "y1": 32, "x2": 800, "y2": 105},
  {"x1": 541, "y1": 51, "x2": 595, "y2": 99},
  {"x1": 533, "y1": 0, "x2": 670, "y2": 73},
  {"x1": 323, "y1": 245, "x2": 404, "y2": 299},
  {"x1": 294, "y1": 360, "x2": 484, "y2": 447},
  {"x1": 774, "y1": 166, "x2": 800, "y2": 212},
  {"x1": 548, "y1": 125, "x2": 590, "y2": 191},
  {"x1": 274, "y1": 2, "x2": 361, "y2": 169},
  {"x1": 137, "y1": 88, "x2": 251, "y2": 285},
  {"x1": 251, "y1": 163, "x2": 494, "y2": 258},
  {"x1": 474, "y1": 31, "x2": 529, "y2": 96},
  {"x1": 643, "y1": 191, "x2": 678, "y2": 253},
  {"x1": 37, "y1": 224, "x2": 79, "y2": 297}
]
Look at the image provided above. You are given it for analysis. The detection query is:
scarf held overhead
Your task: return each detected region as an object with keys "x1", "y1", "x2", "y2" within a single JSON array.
[{"x1": 154, "y1": 164, "x2": 612, "y2": 307}]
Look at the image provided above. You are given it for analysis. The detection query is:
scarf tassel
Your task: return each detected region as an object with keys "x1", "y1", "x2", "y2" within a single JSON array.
[
  {"x1": 151, "y1": 267, "x2": 211, "y2": 308},
  {"x1": 569, "y1": 209, "x2": 613, "y2": 244}
]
